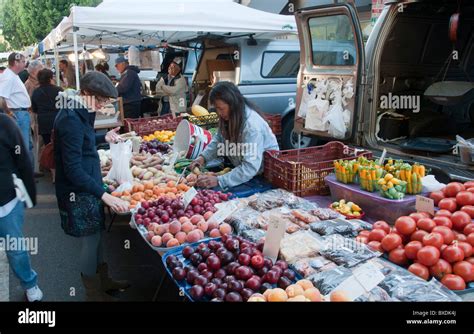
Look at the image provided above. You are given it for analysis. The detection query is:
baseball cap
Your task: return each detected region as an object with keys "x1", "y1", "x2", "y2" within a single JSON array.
[
  {"x1": 80, "y1": 71, "x2": 118, "y2": 98},
  {"x1": 115, "y1": 56, "x2": 128, "y2": 65}
]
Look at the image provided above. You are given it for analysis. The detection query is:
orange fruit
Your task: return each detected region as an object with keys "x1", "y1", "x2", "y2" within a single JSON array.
[
  {"x1": 267, "y1": 288, "x2": 288, "y2": 302},
  {"x1": 144, "y1": 182, "x2": 154, "y2": 190},
  {"x1": 330, "y1": 291, "x2": 351, "y2": 302},
  {"x1": 167, "y1": 181, "x2": 176, "y2": 188},
  {"x1": 296, "y1": 279, "x2": 314, "y2": 291},
  {"x1": 285, "y1": 284, "x2": 304, "y2": 298},
  {"x1": 304, "y1": 288, "x2": 322, "y2": 302}
]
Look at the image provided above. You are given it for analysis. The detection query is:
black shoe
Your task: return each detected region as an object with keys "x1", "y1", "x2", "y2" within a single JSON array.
[{"x1": 34, "y1": 172, "x2": 44, "y2": 178}]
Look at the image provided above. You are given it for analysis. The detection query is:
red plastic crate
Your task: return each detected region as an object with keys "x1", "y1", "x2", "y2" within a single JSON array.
[
  {"x1": 264, "y1": 141, "x2": 373, "y2": 197},
  {"x1": 262, "y1": 113, "x2": 282, "y2": 136},
  {"x1": 124, "y1": 115, "x2": 183, "y2": 135}
]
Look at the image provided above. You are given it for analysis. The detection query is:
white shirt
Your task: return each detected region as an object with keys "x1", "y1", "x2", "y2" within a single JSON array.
[
  {"x1": 0, "y1": 68, "x2": 31, "y2": 109},
  {"x1": 0, "y1": 197, "x2": 19, "y2": 218}
]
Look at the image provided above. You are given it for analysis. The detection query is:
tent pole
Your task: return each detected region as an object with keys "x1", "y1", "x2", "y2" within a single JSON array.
[
  {"x1": 54, "y1": 44, "x2": 60, "y2": 86},
  {"x1": 73, "y1": 29, "x2": 80, "y2": 91}
]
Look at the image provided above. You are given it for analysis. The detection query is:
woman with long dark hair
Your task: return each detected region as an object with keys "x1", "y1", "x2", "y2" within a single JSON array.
[{"x1": 190, "y1": 81, "x2": 279, "y2": 190}]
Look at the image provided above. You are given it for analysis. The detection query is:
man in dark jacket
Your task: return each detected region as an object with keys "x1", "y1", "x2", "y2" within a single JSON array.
[{"x1": 115, "y1": 56, "x2": 142, "y2": 119}]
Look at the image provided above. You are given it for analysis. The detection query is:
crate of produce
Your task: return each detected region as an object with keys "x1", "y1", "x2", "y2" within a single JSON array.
[
  {"x1": 187, "y1": 113, "x2": 220, "y2": 129},
  {"x1": 262, "y1": 113, "x2": 282, "y2": 136},
  {"x1": 325, "y1": 174, "x2": 420, "y2": 224},
  {"x1": 124, "y1": 115, "x2": 183, "y2": 135},
  {"x1": 264, "y1": 141, "x2": 372, "y2": 197}
]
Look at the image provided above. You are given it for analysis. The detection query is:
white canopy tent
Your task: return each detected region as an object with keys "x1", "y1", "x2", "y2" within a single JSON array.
[{"x1": 41, "y1": 0, "x2": 297, "y2": 89}]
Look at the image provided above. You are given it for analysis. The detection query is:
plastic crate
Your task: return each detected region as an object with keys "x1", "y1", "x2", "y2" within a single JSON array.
[
  {"x1": 124, "y1": 115, "x2": 183, "y2": 135},
  {"x1": 264, "y1": 142, "x2": 372, "y2": 197},
  {"x1": 187, "y1": 113, "x2": 220, "y2": 129},
  {"x1": 262, "y1": 113, "x2": 282, "y2": 136}
]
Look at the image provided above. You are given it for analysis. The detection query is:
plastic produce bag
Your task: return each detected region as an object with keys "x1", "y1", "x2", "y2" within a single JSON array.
[
  {"x1": 348, "y1": 219, "x2": 374, "y2": 232},
  {"x1": 308, "y1": 266, "x2": 352, "y2": 295},
  {"x1": 241, "y1": 229, "x2": 266, "y2": 244},
  {"x1": 292, "y1": 256, "x2": 337, "y2": 277},
  {"x1": 310, "y1": 219, "x2": 359, "y2": 237},
  {"x1": 106, "y1": 140, "x2": 134, "y2": 184},
  {"x1": 355, "y1": 286, "x2": 393, "y2": 302},
  {"x1": 422, "y1": 175, "x2": 446, "y2": 193},
  {"x1": 297, "y1": 83, "x2": 317, "y2": 118},
  {"x1": 310, "y1": 208, "x2": 343, "y2": 221},
  {"x1": 280, "y1": 231, "x2": 324, "y2": 263},
  {"x1": 319, "y1": 235, "x2": 380, "y2": 268}
]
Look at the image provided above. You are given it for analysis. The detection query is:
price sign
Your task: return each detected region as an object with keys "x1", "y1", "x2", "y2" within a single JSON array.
[
  {"x1": 169, "y1": 151, "x2": 179, "y2": 167},
  {"x1": 262, "y1": 215, "x2": 287, "y2": 263},
  {"x1": 208, "y1": 201, "x2": 241, "y2": 225},
  {"x1": 416, "y1": 195, "x2": 435, "y2": 216},
  {"x1": 182, "y1": 187, "x2": 198, "y2": 209}
]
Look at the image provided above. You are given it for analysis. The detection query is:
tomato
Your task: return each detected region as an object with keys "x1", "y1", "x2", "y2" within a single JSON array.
[
  {"x1": 388, "y1": 248, "x2": 408, "y2": 266},
  {"x1": 417, "y1": 218, "x2": 436, "y2": 232},
  {"x1": 408, "y1": 263, "x2": 429, "y2": 280},
  {"x1": 453, "y1": 261, "x2": 474, "y2": 282},
  {"x1": 373, "y1": 221, "x2": 391, "y2": 234},
  {"x1": 368, "y1": 229, "x2": 387, "y2": 242},
  {"x1": 409, "y1": 212, "x2": 427, "y2": 223},
  {"x1": 442, "y1": 245, "x2": 465, "y2": 263},
  {"x1": 438, "y1": 198, "x2": 458, "y2": 213},
  {"x1": 467, "y1": 233, "x2": 474, "y2": 247},
  {"x1": 420, "y1": 212, "x2": 432, "y2": 218},
  {"x1": 417, "y1": 246, "x2": 441, "y2": 267},
  {"x1": 410, "y1": 230, "x2": 429, "y2": 242},
  {"x1": 436, "y1": 209, "x2": 452, "y2": 218},
  {"x1": 429, "y1": 191, "x2": 445, "y2": 206},
  {"x1": 422, "y1": 232, "x2": 444, "y2": 249},
  {"x1": 404, "y1": 241, "x2": 423, "y2": 260},
  {"x1": 463, "y1": 224, "x2": 474, "y2": 236},
  {"x1": 461, "y1": 206, "x2": 474, "y2": 219},
  {"x1": 451, "y1": 211, "x2": 471, "y2": 231},
  {"x1": 429, "y1": 259, "x2": 452, "y2": 279},
  {"x1": 456, "y1": 191, "x2": 474, "y2": 207},
  {"x1": 457, "y1": 241, "x2": 473, "y2": 258},
  {"x1": 432, "y1": 226, "x2": 455, "y2": 245},
  {"x1": 467, "y1": 187, "x2": 474, "y2": 194},
  {"x1": 367, "y1": 241, "x2": 383, "y2": 252},
  {"x1": 433, "y1": 216, "x2": 453, "y2": 229},
  {"x1": 395, "y1": 216, "x2": 417, "y2": 235},
  {"x1": 441, "y1": 274, "x2": 466, "y2": 290},
  {"x1": 456, "y1": 233, "x2": 467, "y2": 242},
  {"x1": 464, "y1": 181, "x2": 474, "y2": 189},
  {"x1": 381, "y1": 233, "x2": 403, "y2": 252},
  {"x1": 355, "y1": 236, "x2": 368, "y2": 244},
  {"x1": 359, "y1": 230, "x2": 370, "y2": 238},
  {"x1": 392, "y1": 229, "x2": 411, "y2": 244},
  {"x1": 444, "y1": 182, "x2": 465, "y2": 198},
  {"x1": 465, "y1": 257, "x2": 474, "y2": 265}
]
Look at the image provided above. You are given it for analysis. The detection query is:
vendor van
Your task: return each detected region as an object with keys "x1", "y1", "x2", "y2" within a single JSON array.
[{"x1": 294, "y1": 0, "x2": 474, "y2": 181}]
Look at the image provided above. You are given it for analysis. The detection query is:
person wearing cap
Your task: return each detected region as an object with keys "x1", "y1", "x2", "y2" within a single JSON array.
[
  {"x1": 155, "y1": 57, "x2": 188, "y2": 117},
  {"x1": 115, "y1": 56, "x2": 142, "y2": 119},
  {"x1": 0, "y1": 53, "x2": 34, "y2": 165},
  {"x1": 54, "y1": 71, "x2": 130, "y2": 301}
]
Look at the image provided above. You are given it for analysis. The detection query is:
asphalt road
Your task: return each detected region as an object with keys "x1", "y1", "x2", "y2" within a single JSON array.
[{"x1": 6, "y1": 175, "x2": 182, "y2": 302}]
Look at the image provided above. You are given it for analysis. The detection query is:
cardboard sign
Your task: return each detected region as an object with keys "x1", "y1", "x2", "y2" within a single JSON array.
[
  {"x1": 416, "y1": 195, "x2": 435, "y2": 216},
  {"x1": 262, "y1": 215, "x2": 287, "y2": 263},
  {"x1": 208, "y1": 200, "x2": 241, "y2": 225},
  {"x1": 182, "y1": 187, "x2": 198, "y2": 209}
]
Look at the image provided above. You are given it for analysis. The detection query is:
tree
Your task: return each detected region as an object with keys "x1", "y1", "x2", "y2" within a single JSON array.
[{"x1": 2, "y1": 0, "x2": 102, "y2": 49}]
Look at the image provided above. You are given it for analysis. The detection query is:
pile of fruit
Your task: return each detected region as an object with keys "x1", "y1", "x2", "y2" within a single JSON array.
[
  {"x1": 377, "y1": 173, "x2": 407, "y2": 200},
  {"x1": 334, "y1": 159, "x2": 360, "y2": 184},
  {"x1": 142, "y1": 130, "x2": 176, "y2": 143},
  {"x1": 165, "y1": 235, "x2": 299, "y2": 301},
  {"x1": 358, "y1": 166, "x2": 384, "y2": 192},
  {"x1": 330, "y1": 200, "x2": 363, "y2": 218},
  {"x1": 384, "y1": 160, "x2": 426, "y2": 195},
  {"x1": 139, "y1": 140, "x2": 172, "y2": 155},
  {"x1": 355, "y1": 181, "x2": 474, "y2": 290}
]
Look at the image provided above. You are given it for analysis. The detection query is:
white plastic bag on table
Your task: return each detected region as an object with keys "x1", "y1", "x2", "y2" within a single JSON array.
[
  {"x1": 422, "y1": 175, "x2": 446, "y2": 193},
  {"x1": 106, "y1": 140, "x2": 134, "y2": 185}
]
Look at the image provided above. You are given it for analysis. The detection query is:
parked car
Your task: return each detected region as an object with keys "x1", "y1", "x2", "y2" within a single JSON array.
[{"x1": 294, "y1": 0, "x2": 474, "y2": 181}]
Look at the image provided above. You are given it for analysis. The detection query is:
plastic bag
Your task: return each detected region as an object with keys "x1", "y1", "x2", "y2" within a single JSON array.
[
  {"x1": 310, "y1": 219, "x2": 359, "y2": 237},
  {"x1": 241, "y1": 229, "x2": 266, "y2": 244},
  {"x1": 280, "y1": 231, "x2": 323, "y2": 263},
  {"x1": 422, "y1": 175, "x2": 446, "y2": 193},
  {"x1": 292, "y1": 256, "x2": 337, "y2": 277},
  {"x1": 297, "y1": 83, "x2": 317, "y2": 118},
  {"x1": 355, "y1": 286, "x2": 393, "y2": 302},
  {"x1": 310, "y1": 208, "x2": 343, "y2": 221},
  {"x1": 106, "y1": 140, "x2": 134, "y2": 184},
  {"x1": 319, "y1": 235, "x2": 380, "y2": 268},
  {"x1": 226, "y1": 206, "x2": 263, "y2": 230},
  {"x1": 247, "y1": 189, "x2": 317, "y2": 212},
  {"x1": 348, "y1": 219, "x2": 374, "y2": 232},
  {"x1": 325, "y1": 80, "x2": 346, "y2": 139},
  {"x1": 127, "y1": 46, "x2": 140, "y2": 67},
  {"x1": 308, "y1": 266, "x2": 352, "y2": 295}
]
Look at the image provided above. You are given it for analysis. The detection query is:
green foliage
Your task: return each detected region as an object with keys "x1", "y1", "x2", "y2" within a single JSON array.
[{"x1": 2, "y1": 0, "x2": 102, "y2": 49}]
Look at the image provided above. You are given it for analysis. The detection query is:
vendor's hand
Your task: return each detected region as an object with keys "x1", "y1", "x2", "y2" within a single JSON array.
[
  {"x1": 196, "y1": 175, "x2": 219, "y2": 189},
  {"x1": 105, "y1": 127, "x2": 123, "y2": 144},
  {"x1": 102, "y1": 193, "x2": 129, "y2": 213},
  {"x1": 189, "y1": 156, "x2": 205, "y2": 171}
]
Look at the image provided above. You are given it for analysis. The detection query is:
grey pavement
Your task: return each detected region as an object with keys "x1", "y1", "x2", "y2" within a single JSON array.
[{"x1": 8, "y1": 175, "x2": 182, "y2": 302}]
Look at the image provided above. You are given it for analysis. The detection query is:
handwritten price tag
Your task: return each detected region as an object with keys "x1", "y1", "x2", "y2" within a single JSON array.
[
  {"x1": 208, "y1": 200, "x2": 241, "y2": 225},
  {"x1": 182, "y1": 187, "x2": 198, "y2": 209},
  {"x1": 416, "y1": 195, "x2": 434, "y2": 216},
  {"x1": 262, "y1": 215, "x2": 287, "y2": 263}
]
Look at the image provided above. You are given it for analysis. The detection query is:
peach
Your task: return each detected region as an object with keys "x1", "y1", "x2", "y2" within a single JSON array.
[
  {"x1": 208, "y1": 221, "x2": 219, "y2": 231},
  {"x1": 209, "y1": 229, "x2": 221, "y2": 238},
  {"x1": 287, "y1": 295, "x2": 307, "y2": 302},
  {"x1": 267, "y1": 288, "x2": 288, "y2": 302},
  {"x1": 146, "y1": 231, "x2": 154, "y2": 241},
  {"x1": 296, "y1": 279, "x2": 314, "y2": 291},
  {"x1": 169, "y1": 221, "x2": 182, "y2": 235},
  {"x1": 203, "y1": 211, "x2": 214, "y2": 221},
  {"x1": 147, "y1": 222, "x2": 159, "y2": 232},
  {"x1": 304, "y1": 288, "x2": 322, "y2": 302},
  {"x1": 154, "y1": 224, "x2": 167, "y2": 236},
  {"x1": 181, "y1": 222, "x2": 194, "y2": 233},
  {"x1": 330, "y1": 291, "x2": 351, "y2": 302},
  {"x1": 197, "y1": 220, "x2": 208, "y2": 233},
  {"x1": 247, "y1": 293, "x2": 266, "y2": 302},
  {"x1": 161, "y1": 233, "x2": 174, "y2": 245},
  {"x1": 285, "y1": 284, "x2": 304, "y2": 298},
  {"x1": 219, "y1": 223, "x2": 232, "y2": 235},
  {"x1": 197, "y1": 229, "x2": 204, "y2": 239},
  {"x1": 162, "y1": 223, "x2": 170, "y2": 233},
  {"x1": 179, "y1": 216, "x2": 190, "y2": 224},
  {"x1": 175, "y1": 232, "x2": 187, "y2": 244},
  {"x1": 263, "y1": 288, "x2": 272, "y2": 300},
  {"x1": 190, "y1": 215, "x2": 204, "y2": 225},
  {"x1": 186, "y1": 230, "x2": 201, "y2": 243},
  {"x1": 166, "y1": 238, "x2": 180, "y2": 248},
  {"x1": 151, "y1": 235, "x2": 162, "y2": 247}
]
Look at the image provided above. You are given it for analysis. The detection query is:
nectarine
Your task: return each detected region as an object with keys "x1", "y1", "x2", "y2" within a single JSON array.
[
  {"x1": 296, "y1": 279, "x2": 314, "y2": 291},
  {"x1": 169, "y1": 221, "x2": 182, "y2": 235},
  {"x1": 267, "y1": 288, "x2": 288, "y2": 302},
  {"x1": 285, "y1": 284, "x2": 304, "y2": 298},
  {"x1": 197, "y1": 220, "x2": 208, "y2": 232},
  {"x1": 304, "y1": 288, "x2": 322, "y2": 302},
  {"x1": 219, "y1": 223, "x2": 232, "y2": 235},
  {"x1": 166, "y1": 238, "x2": 180, "y2": 248},
  {"x1": 151, "y1": 235, "x2": 162, "y2": 247},
  {"x1": 181, "y1": 222, "x2": 194, "y2": 233},
  {"x1": 209, "y1": 229, "x2": 221, "y2": 238},
  {"x1": 330, "y1": 291, "x2": 351, "y2": 302},
  {"x1": 175, "y1": 232, "x2": 187, "y2": 244},
  {"x1": 162, "y1": 233, "x2": 174, "y2": 245}
]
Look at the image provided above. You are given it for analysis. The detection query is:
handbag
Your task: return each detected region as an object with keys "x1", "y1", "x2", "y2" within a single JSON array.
[
  {"x1": 58, "y1": 193, "x2": 105, "y2": 237},
  {"x1": 39, "y1": 129, "x2": 55, "y2": 170}
]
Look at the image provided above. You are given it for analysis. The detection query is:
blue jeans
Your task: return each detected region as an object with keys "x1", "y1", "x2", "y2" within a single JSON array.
[
  {"x1": 0, "y1": 201, "x2": 38, "y2": 289},
  {"x1": 13, "y1": 110, "x2": 34, "y2": 164}
]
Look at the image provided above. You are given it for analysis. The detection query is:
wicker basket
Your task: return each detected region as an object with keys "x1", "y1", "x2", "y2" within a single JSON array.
[
  {"x1": 264, "y1": 141, "x2": 373, "y2": 197},
  {"x1": 124, "y1": 115, "x2": 183, "y2": 136},
  {"x1": 187, "y1": 113, "x2": 220, "y2": 129}
]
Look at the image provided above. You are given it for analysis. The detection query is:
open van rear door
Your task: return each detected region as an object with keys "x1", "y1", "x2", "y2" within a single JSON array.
[{"x1": 294, "y1": 2, "x2": 365, "y2": 143}]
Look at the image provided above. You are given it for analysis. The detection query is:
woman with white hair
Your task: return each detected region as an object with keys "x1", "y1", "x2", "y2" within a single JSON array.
[{"x1": 24, "y1": 60, "x2": 44, "y2": 97}]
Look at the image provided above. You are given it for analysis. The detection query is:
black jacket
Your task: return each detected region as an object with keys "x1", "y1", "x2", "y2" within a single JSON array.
[
  {"x1": 116, "y1": 65, "x2": 142, "y2": 104},
  {"x1": 31, "y1": 85, "x2": 63, "y2": 135},
  {"x1": 53, "y1": 102, "x2": 106, "y2": 201},
  {"x1": 0, "y1": 114, "x2": 36, "y2": 206}
]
